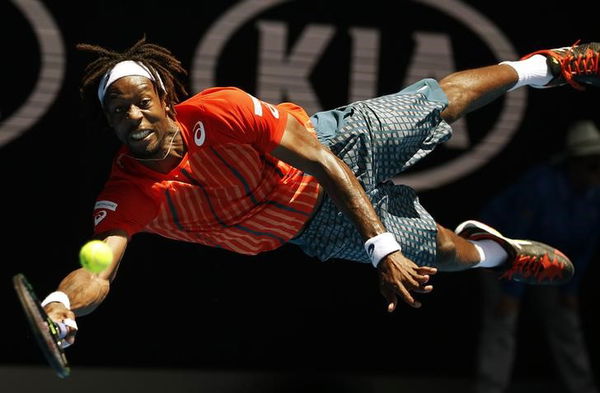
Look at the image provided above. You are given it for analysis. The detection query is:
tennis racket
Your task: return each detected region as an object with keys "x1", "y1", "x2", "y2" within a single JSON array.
[{"x1": 13, "y1": 273, "x2": 71, "y2": 378}]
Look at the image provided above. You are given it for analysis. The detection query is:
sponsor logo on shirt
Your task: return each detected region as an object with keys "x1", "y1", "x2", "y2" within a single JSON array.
[
  {"x1": 193, "y1": 121, "x2": 206, "y2": 146},
  {"x1": 94, "y1": 200, "x2": 118, "y2": 211},
  {"x1": 94, "y1": 210, "x2": 107, "y2": 226}
]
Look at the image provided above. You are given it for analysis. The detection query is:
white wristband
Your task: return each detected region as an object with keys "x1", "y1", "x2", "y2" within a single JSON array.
[
  {"x1": 41, "y1": 291, "x2": 71, "y2": 310},
  {"x1": 364, "y1": 232, "x2": 401, "y2": 267}
]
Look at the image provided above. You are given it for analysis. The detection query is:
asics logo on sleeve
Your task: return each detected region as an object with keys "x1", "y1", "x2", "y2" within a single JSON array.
[
  {"x1": 94, "y1": 210, "x2": 107, "y2": 226},
  {"x1": 94, "y1": 200, "x2": 116, "y2": 226},
  {"x1": 193, "y1": 121, "x2": 206, "y2": 146}
]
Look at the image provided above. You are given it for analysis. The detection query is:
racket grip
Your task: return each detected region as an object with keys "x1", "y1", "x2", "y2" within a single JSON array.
[{"x1": 55, "y1": 322, "x2": 69, "y2": 339}]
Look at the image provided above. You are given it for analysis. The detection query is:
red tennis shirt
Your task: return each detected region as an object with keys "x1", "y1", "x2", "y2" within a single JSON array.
[{"x1": 92, "y1": 87, "x2": 321, "y2": 255}]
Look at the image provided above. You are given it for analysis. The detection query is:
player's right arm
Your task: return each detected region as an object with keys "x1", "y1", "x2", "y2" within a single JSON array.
[
  {"x1": 43, "y1": 230, "x2": 129, "y2": 346},
  {"x1": 44, "y1": 152, "x2": 157, "y2": 345},
  {"x1": 46, "y1": 172, "x2": 157, "y2": 317}
]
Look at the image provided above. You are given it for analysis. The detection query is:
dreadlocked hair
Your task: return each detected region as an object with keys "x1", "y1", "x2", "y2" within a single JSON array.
[{"x1": 77, "y1": 36, "x2": 188, "y2": 127}]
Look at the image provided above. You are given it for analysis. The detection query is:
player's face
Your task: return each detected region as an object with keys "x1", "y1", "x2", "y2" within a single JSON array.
[{"x1": 103, "y1": 76, "x2": 174, "y2": 159}]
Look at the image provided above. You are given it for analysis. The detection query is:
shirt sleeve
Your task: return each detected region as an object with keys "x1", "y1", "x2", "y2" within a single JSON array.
[
  {"x1": 92, "y1": 180, "x2": 159, "y2": 238},
  {"x1": 198, "y1": 87, "x2": 289, "y2": 152}
]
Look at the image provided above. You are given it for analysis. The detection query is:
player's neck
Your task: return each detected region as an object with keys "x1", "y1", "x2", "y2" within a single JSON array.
[{"x1": 138, "y1": 128, "x2": 187, "y2": 174}]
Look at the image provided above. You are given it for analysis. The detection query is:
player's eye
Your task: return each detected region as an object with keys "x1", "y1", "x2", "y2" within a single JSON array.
[{"x1": 139, "y1": 98, "x2": 151, "y2": 109}]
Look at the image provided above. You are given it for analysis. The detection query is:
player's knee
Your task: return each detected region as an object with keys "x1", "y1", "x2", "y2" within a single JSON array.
[
  {"x1": 435, "y1": 224, "x2": 482, "y2": 271},
  {"x1": 439, "y1": 81, "x2": 465, "y2": 123},
  {"x1": 435, "y1": 225, "x2": 461, "y2": 270}
]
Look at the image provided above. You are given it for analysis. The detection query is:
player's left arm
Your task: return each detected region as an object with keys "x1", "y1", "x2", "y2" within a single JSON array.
[
  {"x1": 272, "y1": 115, "x2": 385, "y2": 240},
  {"x1": 271, "y1": 114, "x2": 437, "y2": 310}
]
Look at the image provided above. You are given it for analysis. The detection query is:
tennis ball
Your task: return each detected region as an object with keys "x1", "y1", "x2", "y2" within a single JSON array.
[{"x1": 79, "y1": 240, "x2": 112, "y2": 274}]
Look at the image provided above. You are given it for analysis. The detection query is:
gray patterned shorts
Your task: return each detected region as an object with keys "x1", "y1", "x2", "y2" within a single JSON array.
[{"x1": 289, "y1": 78, "x2": 452, "y2": 267}]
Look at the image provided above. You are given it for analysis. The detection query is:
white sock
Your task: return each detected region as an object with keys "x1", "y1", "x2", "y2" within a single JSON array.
[
  {"x1": 500, "y1": 54, "x2": 553, "y2": 91},
  {"x1": 470, "y1": 239, "x2": 508, "y2": 268}
]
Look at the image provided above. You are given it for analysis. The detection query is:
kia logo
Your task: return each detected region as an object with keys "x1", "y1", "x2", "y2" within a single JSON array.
[{"x1": 191, "y1": 0, "x2": 527, "y2": 190}]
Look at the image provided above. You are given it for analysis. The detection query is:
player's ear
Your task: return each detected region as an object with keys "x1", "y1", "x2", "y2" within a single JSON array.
[
  {"x1": 164, "y1": 102, "x2": 175, "y2": 119},
  {"x1": 161, "y1": 96, "x2": 170, "y2": 112}
]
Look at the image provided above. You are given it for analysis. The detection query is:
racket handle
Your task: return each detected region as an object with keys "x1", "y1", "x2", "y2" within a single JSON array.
[{"x1": 54, "y1": 322, "x2": 69, "y2": 339}]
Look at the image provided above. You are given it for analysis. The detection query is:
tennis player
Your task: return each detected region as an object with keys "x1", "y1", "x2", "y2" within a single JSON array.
[{"x1": 42, "y1": 38, "x2": 600, "y2": 347}]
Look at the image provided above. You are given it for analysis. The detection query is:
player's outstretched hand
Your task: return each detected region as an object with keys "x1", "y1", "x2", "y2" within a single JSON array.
[
  {"x1": 377, "y1": 252, "x2": 437, "y2": 312},
  {"x1": 45, "y1": 303, "x2": 78, "y2": 348}
]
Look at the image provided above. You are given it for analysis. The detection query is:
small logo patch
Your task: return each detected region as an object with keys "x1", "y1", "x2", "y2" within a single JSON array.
[
  {"x1": 367, "y1": 243, "x2": 375, "y2": 258},
  {"x1": 94, "y1": 200, "x2": 117, "y2": 211},
  {"x1": 193, "y1": 121, "x2": 206, "y2": 146},
  {"x1": 94, "y1": 210, "x2": 107, "y2": 226}
]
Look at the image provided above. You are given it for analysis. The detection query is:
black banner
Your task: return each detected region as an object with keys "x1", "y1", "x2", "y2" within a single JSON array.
[{"x1": 2, "y1": 0, "x2": 598, "y2": 379}]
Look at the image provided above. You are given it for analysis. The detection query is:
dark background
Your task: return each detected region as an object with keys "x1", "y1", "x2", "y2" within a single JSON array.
[{"x1": 1, "y1": 0, "x2": 598, "y2": 387}]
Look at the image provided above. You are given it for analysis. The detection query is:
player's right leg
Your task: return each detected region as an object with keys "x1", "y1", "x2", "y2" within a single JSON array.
[{"x1": 521, "y1": 42, "x2": 600, "y2": 90}]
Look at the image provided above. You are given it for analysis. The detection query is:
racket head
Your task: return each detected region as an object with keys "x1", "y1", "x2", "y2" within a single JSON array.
[{"x1": 13, "y1": 273, "x2": 71, "y2": 378}]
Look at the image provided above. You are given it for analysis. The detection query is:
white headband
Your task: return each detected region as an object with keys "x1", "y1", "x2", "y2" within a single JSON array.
[{"x1": 97, "y1": 60, "x2": 165, "y2": 105}]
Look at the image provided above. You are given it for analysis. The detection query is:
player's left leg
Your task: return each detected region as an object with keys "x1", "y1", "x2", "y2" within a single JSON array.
[
  {"x1": 434, "y1": 223, "x2": 481, "y2": 270},
  {"x1": 453, "y1": 220, "x2": 574, "y2": 285},
  {"x1": 434, "y1": 221, "x2": 574, "y2": 285},
  {"x1": 439, "y1": 42, "x2": 600, "y2": 124}
]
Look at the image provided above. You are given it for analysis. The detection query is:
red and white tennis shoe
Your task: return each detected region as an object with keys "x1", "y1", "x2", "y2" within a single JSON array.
[
  {"x1": 522, "y1": 41, "x2": 600, "y2": 90},
  {"x1": 455, "y1": 220, "x2": 574, "y2": 285}
]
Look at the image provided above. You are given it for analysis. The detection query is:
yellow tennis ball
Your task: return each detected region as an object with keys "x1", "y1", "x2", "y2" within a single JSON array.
[{"x1": 79, "y1": 240, "x2": 112, "y2": 273}]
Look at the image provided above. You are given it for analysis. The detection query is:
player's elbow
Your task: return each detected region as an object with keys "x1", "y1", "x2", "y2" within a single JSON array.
[{"x1": 311, "y1": 149, "x2": 358, "y2": 192}]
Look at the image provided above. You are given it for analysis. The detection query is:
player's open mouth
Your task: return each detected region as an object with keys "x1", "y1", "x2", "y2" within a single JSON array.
[{"x1": 130, "y1": 129, "x2": 152, "y2": 142}]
